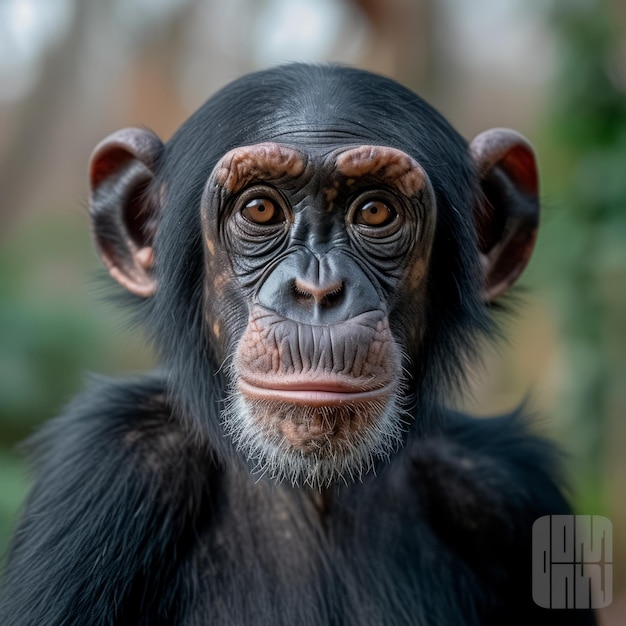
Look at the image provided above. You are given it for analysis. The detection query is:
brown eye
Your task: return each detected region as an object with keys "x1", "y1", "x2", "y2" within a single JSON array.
[
  {"x1": 354, "y1": 200, "x2": 395, "y2": 227},
  {"x1": 242, "y1": 198, "x2": 283, "y2": 224}
]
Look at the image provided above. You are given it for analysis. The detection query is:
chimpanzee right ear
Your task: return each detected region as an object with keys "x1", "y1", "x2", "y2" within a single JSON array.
[{"x1": 89, "y1": 128, "x2": 164, "y2": 297}]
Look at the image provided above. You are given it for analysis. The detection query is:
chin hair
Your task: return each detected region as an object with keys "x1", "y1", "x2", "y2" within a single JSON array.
[{"x1": 220, "y1": 390, "x2": 408, "y2": 489}]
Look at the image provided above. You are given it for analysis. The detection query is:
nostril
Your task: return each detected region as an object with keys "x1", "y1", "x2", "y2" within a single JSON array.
[
  {"x1": 292, "y1": 280, "x2": 315, "y2": 306},
  {"x1": 319, "y1": 283, "x2": 344, "y2": 308},
  {"x1": 293, "y1": 278, "x2": 345, "y2": 307}
]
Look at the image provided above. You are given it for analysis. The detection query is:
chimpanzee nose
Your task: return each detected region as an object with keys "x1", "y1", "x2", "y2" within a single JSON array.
[
  {"x1": 292, "y1": 277, "x2": 345, "y2": 308},
  {"x1": 256, "y1": 250, "x2": 381, "y2": 324}
]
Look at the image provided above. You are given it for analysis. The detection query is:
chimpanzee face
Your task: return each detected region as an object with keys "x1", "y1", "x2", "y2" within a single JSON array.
[{"x1": 201, "y1": 142, "x2": 436, "y2": 486}]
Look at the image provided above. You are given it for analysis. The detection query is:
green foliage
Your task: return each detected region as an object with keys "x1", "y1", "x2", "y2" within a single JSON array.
[
  {"x1": 0, "y1": 452, "x2": 31, "y2": 558},
  {"x1": 0, "y1": 212, "x2": 154, "y2": 549},
  {"x1": 539, "y1": 0, "x2": 626, "y2": 511}
]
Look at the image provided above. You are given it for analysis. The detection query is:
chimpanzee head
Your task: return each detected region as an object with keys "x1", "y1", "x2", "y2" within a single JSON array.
[{"x1": 88, "y1": 64, "x2": 539, "y2": 487}]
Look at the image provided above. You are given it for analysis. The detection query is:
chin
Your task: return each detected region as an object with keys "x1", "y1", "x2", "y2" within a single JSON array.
[{"x1": 221, "y1": 389, "x2": 406, "y2": 488}]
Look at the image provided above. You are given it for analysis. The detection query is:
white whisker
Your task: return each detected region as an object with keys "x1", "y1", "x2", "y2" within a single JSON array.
[{"x1": 220, "y1": 369, "x2": 409, "y2": 489}]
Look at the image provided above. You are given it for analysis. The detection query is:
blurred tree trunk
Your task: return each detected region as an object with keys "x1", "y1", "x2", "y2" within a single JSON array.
[
  {"x1": 0, "y1": 0, "x2": 92, "y2": 234},
  {"x1": 350, "y1": 0, "x2": 436, "y2": 92},
  {"x1": 125, "y1": 3, "x2": 197, "y2": 140}
]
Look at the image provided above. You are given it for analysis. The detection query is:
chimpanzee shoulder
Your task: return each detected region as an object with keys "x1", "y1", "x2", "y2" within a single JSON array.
[
  {"x1": 407, "y1": 409, "x2": 568, "y2": 555},
  {"x1": 0, "y1": 374, "x2": 216, "y2": 626},
  {"x1": 403, "y1": 409, "x2": 594, "y2": 625}
]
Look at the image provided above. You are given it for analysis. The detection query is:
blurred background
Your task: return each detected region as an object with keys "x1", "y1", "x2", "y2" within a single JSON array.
[{"x1": 0, "y1": 0, "x2": 624, "y2": 620}]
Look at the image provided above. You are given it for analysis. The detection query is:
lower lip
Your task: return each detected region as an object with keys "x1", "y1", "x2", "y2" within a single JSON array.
[{"x1": 237, "y1": 379, "x2": 394, "y2": 407}]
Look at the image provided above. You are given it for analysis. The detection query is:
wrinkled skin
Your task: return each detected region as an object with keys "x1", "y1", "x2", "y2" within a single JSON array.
[{"x1": 200, "y1": 142, "x2": 433, "y2": 485}]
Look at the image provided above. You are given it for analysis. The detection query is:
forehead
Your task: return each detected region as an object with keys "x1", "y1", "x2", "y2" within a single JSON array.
[{"x1": 210, "y1": 142, "x2": 427, "y2": 198}]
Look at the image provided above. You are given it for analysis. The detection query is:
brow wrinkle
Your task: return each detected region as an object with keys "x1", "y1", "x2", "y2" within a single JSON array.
[
  {"x1": 213, "y1": 143, "x2": 307, "y2": 194},
  {"x1": 335, "y1": 145, "x2": 426, "y2": 197}
]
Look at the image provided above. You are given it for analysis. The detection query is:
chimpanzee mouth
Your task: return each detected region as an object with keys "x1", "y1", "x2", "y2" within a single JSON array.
[{"x1": 237, "y1": 376, "x2": 396, "y2": 407}]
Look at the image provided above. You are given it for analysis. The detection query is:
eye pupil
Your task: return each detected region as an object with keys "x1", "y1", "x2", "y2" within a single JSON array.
[
  {"x1": 242, "y1": 197, "x2": 283, "y2": 224},
  {"x1": 356, "y1": 200, "x2": 394, "y2": 226}
]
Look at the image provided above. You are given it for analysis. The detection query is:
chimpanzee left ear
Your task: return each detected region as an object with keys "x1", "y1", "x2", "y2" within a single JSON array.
[
  {"x1": 89, "y1": 128, "x2": 164, "y2": 297},
  {"x1": 470, "y1": 128, "x2": 539, "y2": 302}
]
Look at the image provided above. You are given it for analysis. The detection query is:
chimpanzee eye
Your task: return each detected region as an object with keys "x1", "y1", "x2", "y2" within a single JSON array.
[
  {"x1": 354, "y1": 200, "x2": 396, "y2": 227},
  {"x1": 242, "y1": 198, "x2": 284, "y2": 225}
]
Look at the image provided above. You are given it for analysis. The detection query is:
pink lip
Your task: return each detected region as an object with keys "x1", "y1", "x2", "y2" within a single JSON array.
[{"x1": 238, "y1": 378, "x2": 395, "y2": 407}]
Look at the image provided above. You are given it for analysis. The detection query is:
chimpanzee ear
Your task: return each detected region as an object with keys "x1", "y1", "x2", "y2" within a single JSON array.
[
  {"x1": 470, "y1": 128, "x2": 539, "y2": 302},
  {"x1": 89, "y1": 128, "x2": 164, "y2": 297}
]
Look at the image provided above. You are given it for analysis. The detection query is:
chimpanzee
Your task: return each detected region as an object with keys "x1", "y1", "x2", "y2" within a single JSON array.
[{"x1": 0, "y1": 64, "x2": 595, "y2": 625}]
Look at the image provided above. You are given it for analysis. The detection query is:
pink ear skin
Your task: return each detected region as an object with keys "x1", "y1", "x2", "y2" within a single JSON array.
[
  {"x1": 470, "y1": 128, "x2": 540, "y2": 302},
  {"x1": 88, "y1": 128, "x2": 164, "y2": 297}
]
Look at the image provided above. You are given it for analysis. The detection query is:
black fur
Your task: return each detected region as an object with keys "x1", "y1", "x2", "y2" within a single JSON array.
[{"x1": 0, "y1": 64, "x2": 595, "y2": 625}]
